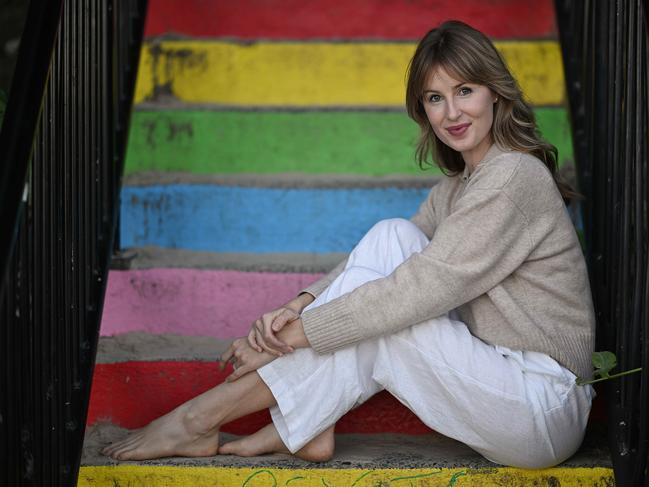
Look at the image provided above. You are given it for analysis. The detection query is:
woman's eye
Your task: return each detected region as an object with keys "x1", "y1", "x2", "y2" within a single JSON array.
[
  {"x1": 427, "y1": 94, "x2": 441, "y2": 103},
  {"x1": 458, "y1": 87, "x2": 472, "y2": 96}
]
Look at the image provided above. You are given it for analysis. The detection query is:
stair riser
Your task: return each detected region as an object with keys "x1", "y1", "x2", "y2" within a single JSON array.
[
  {"x1": 143, "y1": 0, "x2": 556, "y2": 39},
  {"x1": 134, "y1": 41, "x2": 564, "y2": 106},
  {"x1": 121, "y1": 185, "x2": 428, "y2": 252},
  {"x1": 124, "y1": 108, "x2": 574, "y2": 177},
  {"x1": 88, "y1": 362, "x2": 432, "y2": 434},
  {"x1": 89, "y1": 361, "x2": 605, "y2": 433},
  {"x1": 78, "y1": 465, "x2": 614, "y2": 487},
  {"x1": 102, "y1": 269, "x2": 321, "y2": 337}
]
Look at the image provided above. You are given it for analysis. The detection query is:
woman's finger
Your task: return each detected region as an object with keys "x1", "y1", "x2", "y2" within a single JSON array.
[
  {"x1": 255, "y1": 322, "x2": 281, "y2": 355},
  {"x1": 247, "y1": 327, "x2": 262, "y2": 353},
  {"x1": 220, "y1": 345, "x2": 234, "y2": 371},
  {"x1": 256, "y1": 327, "x2": 283, "y2": 356},
  {"x1": 253, "y1": 319, "x2": 269, "y2": 347},
  {"x1": 226, "y1": 363, "x2": 250, "y2": 382},
  {"x1": 271, "y1": 308, "x2": 298, "y2": 332},
  {"x1": 260, "y1": 314, "x2": 291, "y2": 353}
]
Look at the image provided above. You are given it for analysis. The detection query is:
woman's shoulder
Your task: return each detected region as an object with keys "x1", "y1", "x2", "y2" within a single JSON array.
[
  {"x1": 473, "y1": 149, "x2": 555, "y2": 189},
  {"x1": 472, "y1": 148, "x2": 564, "y2": 214}
]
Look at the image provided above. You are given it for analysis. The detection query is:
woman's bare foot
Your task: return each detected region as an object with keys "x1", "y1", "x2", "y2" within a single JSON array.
[
  {"x1": 102, "y1": 370, "x2": 276, "y2": 461},
  {"x1": 102, "y1": 402, "x2": 220, "y2": 460},
  {"x1": 220, "y1": 423, "x2": 335, "y2": 462}
]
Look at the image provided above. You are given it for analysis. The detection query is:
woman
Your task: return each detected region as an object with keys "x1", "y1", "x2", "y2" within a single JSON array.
[{"x1": 103, "y1": 20, "x2": 595, "y2": 468}]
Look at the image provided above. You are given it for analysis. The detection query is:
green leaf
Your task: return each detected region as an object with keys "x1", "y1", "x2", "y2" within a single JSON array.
[{"x1": 592, "y1": 351, "x2": 617, "y2": 379}]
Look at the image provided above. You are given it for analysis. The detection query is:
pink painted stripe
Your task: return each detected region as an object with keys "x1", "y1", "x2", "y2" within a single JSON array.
[{"x1": 101, "y1": 269, "x2": 323, "y2": 337}]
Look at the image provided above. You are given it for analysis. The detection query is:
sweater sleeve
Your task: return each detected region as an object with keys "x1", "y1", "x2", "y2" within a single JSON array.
[
  {"x1": 302, "y1": 185, "x2": 534, "y2": 353},
  {"x1": 300, "y1": 257, "x2": 347, "y2": 299}
]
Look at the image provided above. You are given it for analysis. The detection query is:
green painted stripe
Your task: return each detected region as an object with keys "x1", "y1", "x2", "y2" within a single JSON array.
[{"x1": 125, "y1": 108, "x2": 573, "y2": 176}]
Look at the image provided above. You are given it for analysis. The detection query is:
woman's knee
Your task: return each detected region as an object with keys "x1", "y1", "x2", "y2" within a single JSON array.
[
  {"x1": 367, "y1": 218, "x2": 423, "y2": 240},
  {"x1": 358, "y1": 218, "x2": 428, "y2": 257}
]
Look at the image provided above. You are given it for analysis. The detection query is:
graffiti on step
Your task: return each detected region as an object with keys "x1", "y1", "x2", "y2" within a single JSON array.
[
  {"x1": 145, "y1": 41, "x2": 208, "y2": 102},
  {"x1": 142, "y1": 118, "x2": 194, "y2": 149},
  {"x1": 240, "y1": 468, "x2": 468, "y2": 486}
]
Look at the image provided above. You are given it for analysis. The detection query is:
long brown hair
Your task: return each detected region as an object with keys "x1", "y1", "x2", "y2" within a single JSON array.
[{"x1": 405, "y1": 20, "x2": 575, "y2": 199}]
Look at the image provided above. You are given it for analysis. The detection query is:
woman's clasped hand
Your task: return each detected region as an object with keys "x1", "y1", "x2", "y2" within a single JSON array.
[
  {"x1": 247, "y1": 305, "x2": 299, "y2": 355},
  {"x1": 220, "y1": 337, "x2": 276, "y2": 382},
  {"x1": 221, "y1": 294, "x2": 315, "y2": 381}
]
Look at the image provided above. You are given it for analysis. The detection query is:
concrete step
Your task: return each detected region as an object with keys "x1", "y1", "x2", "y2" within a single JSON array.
[
  {"x1": 120, "y1": 182, "x2": 429, "y2": 253},
  {"x1": 111, "y1": 246, "x2": 346, "y2": 272},
  {"x1": 133, "y1": 39, "x2": 564, "y2": 107},
  {"x1": 80, "y1": 423, "x2": 613, "y2": 486},
  {"x1": 102, "y1": 266, "x2": 323, "y2": 337},
  {"x1": 124, "y1": 108, "x2": 573, "y2": 177},
  {"x1": 89, "y1": 333, "x2": 434, "y2": 435},
  {"x1": 89, "y1": 333, "x2": 606, "y2": 435},
  {"x1": 141, "y1": 0, "x2": 557, "y2": 40}
]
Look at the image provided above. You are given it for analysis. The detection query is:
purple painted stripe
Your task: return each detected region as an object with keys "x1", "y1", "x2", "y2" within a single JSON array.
[{"x1": 101, "y1": 269, "x2": 323, "y2": 337}]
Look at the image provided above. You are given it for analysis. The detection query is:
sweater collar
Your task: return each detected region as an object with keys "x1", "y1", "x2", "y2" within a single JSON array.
[{"x1": 461, "y1": 143, "x2": 508, "y2": 181}]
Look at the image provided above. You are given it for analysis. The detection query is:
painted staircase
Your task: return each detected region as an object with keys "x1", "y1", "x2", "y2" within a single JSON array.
[{"x1": 80, "y1": 1, "x2": 614, "y2": 485}]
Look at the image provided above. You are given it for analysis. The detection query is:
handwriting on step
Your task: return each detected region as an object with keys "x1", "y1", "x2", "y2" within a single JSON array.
[{"x1": 240, "y1": 469, "x2": 468, "y2": 486}]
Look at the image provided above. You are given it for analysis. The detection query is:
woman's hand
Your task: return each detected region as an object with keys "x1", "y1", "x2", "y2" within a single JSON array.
[
  {"x1": 222, "y1": 318, "x2": 312, "y2": 382},
  {"x1": 220, "y1": 337, "x2": 276, "y2": 382},
  {"x1": 248, "y1": 294, "x2": 314, "y2": 356}
]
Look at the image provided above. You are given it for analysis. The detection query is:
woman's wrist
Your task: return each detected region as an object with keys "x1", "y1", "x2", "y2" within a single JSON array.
[
  {"x1": 287, "y1": 293, "x2": 315, "y2": 314},
  {"x1": 277, "y1": 318, "x2": 311, "y2": 349}
]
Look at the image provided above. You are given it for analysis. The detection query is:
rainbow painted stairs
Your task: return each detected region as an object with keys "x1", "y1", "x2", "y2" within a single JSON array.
[{"x1": 80, "y1": 1, "x2": 613, "y2": 485}]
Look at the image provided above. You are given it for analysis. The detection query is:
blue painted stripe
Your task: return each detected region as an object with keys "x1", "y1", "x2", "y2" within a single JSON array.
[{"x1": 121, "y1": 185, "x2": 430, "y2": 253}]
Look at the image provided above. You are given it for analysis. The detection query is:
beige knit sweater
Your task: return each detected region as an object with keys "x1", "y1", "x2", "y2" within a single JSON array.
[{"x1": 300, "y1": 144, "x2": 595, "y2": 379}]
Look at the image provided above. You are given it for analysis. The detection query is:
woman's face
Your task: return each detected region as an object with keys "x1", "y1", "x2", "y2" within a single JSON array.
[{"x1": 422, "y1": 66, "x2": 497, "y2": 169}]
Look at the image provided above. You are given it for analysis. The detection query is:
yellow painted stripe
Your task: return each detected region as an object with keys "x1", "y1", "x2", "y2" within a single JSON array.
[
  {"x1": 134, "y1": 41, "x2": 565, "y2": 106},
  {"x1": 79, "y1": 465, "x2": 614, "y2": 486}
]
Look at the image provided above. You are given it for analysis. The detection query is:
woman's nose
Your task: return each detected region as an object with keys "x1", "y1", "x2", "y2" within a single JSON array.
[{"x1": 446, "y1": 100, "x2": 461, "y2": 120}]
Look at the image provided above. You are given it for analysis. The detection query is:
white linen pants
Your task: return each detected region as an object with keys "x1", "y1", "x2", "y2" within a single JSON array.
[{"x1": 257, "y1": 218, "x2": 593, "y2": 469}]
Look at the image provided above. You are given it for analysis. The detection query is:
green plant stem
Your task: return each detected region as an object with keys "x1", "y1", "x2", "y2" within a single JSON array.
[{"x1": 577, "y1": 367, "x2": 643, "y2": 385}]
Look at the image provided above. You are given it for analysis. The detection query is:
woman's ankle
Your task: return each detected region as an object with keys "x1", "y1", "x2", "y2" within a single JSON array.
[{"x1": 182, "y1": 399, "x2": 223, "y2": 435}]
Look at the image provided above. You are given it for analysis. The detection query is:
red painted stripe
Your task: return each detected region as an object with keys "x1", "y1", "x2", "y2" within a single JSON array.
[
  {"x1": 88, "y1": 362, "x2": 606, "y2": 435},
  {"x1": 144, "y1": 0, "x2": 556, "y2": 40},
  {"x1": 88, "y1": 362, "x2": 433, "y2": 435}
]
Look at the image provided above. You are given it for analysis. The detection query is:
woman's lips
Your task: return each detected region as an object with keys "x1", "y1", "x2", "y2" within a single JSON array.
[{"x1": 446, "y1": 123, "x2": 470, "y2": 137}]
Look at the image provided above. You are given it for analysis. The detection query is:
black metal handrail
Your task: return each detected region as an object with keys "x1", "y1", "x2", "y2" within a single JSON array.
[
  {"x1": 0, "y1": 1, "x2": 147, "y2": 485},
  {"x1": 0, "y1": 0, "x2": 63, "y2": 289},
  {"x1": 556, "y1": 0, "x2": 649, "y2": 484}
]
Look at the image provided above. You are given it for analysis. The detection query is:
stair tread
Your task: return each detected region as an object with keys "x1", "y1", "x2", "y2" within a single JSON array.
[
  {"x1": 123, "y1": 172, "x2": 440, "y2": 189},
  {"x1": 82, "y1": 423, "x2": 611, "y2": 469},
  {"x1": 97, "y1": 332, "x2": 229, "y2": 363},
  {"x1": 113, "y1": 247, "x2": 345, "y2": 272}
]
